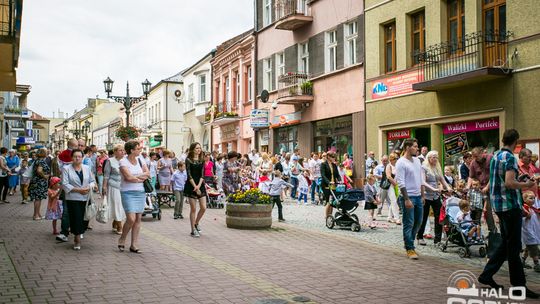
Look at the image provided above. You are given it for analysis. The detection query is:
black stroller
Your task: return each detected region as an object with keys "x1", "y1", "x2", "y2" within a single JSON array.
[
  {"x1": 325, "y1": 185, "x2": 364, "y2": 232},
  {"x1": 439, "y1": 196, "x2": 486, "y2": 258}
]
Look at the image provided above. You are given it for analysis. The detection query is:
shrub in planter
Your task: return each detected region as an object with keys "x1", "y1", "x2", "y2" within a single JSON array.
[{"x1": 225, "y1": 189, "x2": 273, "y2": 229}]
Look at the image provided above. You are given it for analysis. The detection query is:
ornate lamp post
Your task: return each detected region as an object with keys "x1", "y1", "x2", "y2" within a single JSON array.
[
  {"x1": 103, "y1": 77, "x2": 151, "y2": 127},
  {"x1": 83, "y1": 120, "x2": 91, "y2": 144}
]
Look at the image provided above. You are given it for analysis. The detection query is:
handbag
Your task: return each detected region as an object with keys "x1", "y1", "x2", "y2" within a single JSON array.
[
  {"x1": 84, "y1": 193, "x2": 97, "y2": 221},
  {"x1": 138, "y1": 159, "x2": 154, "y2": 193},
  {"x1": 380, "y1": 166, "x2": 391, "y2": 190},
  {"x1": 96, "y1": 196, "x2": 109, "y2": 224}
]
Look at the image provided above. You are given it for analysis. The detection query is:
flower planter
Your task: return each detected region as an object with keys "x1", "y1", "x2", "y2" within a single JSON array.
[{"x1": 226, "y1": 203, "x2": 273, "y2": 229}]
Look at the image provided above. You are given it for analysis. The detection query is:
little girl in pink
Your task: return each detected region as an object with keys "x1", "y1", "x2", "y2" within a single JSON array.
[{"x1": 45, "y1": 177, "x2": 63, "y2": 235}]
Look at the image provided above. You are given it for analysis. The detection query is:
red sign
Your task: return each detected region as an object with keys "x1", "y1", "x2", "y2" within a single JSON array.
[
  {"x1": 387, "y1": 129, "x2": 411, "y2": 140},
  {"x1": 371, "y1": 71, "x2": 423, "y2": 100},
  {"x1": 443, "y1": 118, "x2": 499, "y2": 135}
]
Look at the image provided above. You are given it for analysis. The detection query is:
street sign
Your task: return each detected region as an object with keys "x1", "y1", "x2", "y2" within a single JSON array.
[{"x1": 153, "y1": 134, "x2": 163, "y2": 142}]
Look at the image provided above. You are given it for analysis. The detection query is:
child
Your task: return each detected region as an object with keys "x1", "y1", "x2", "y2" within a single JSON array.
[
  {"x1": 297, "y1": 171, "x2": 310, "y2": 205},
  {"x1": 468, "y1": 179, "x2": 484, "y2": 223},
  {"x1": 456, "y1": 200, "x2": 481, "y2": 243},
  {"x1": 521, "y1": 191, "x2": 540, "y2": 272},
  {"x1": 444, "y1": 166, "x2": 456, "y2": 188},
  {"x1": 364, "y1": 174, "x2": 380, "y2": 229},
  {"x1": 268, "y1": 170, "x2": 293, "y2": 222},
  {"x1": 455, "y1": 179, "x2": 467, "y2": 199},
  {"x1": 338, "y1": 164, "x2": 353, "y2": 189},
  {"x1": 171, "y1": 161, "x2": 187, "y2": 219},
  {"x1": 45, "y1": 177, "x2": 63, "y2": 235},
  {"x1": 19, "y1": 159, "x2": 30, "y2": 204}
]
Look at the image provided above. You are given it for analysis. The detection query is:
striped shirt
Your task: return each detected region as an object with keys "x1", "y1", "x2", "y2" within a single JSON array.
[{"x1": 489, "y1": 148, "x2": 522, "y2": 212}]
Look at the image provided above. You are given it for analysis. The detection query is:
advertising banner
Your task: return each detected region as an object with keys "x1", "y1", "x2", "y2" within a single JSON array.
[
  {"x1": 443, "y1": 118, "x2": 499, "y2": 135},
  {"x1": 371, "y1": 71, "x2": 423, "y2": 100},
  {"x1": 270, "y1": 111, "x2": 302, "y2": 128},
  {"x1": 444, "y1": 132, "x2": 469, "y2": 159},
  {"x1": 250, "y1": 109, "x2": 269, "y2": 128}
]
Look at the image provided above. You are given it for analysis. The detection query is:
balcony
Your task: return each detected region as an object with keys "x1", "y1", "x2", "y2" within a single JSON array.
[
  {"x1": 194, "y1": 101, "x2": 211, "y2": 122},
  {"x1": 9, "y1": 121, "x2": 25, "y2": 132},
  {"x1": 412, "y1": 31, "x2": 512, "y2": 91},
  {"x1": 277, "y1": 72, "x2": 314, "y2": 105},
  {"x1": 0, "y1": 0, "x2": 23, "y2": 91},
  {"x1": 3, "y1": 106, "x2": 30, "y2": 119},
  {"x1": 205, "y1": 101, "x2": 240, "y2": 126},
  {"x1": 274, "y1": 0, "x2": 312, "y2": 31}
]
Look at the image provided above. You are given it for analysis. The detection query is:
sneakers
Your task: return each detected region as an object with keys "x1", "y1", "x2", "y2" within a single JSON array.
[
  {"x1": 407, "y1": 250, "x2": 419, "y2": 260},
  {"x1": 191, "y1": 230, "x2": 200, "y2": 238},
  {"x1": 195, "y1": 224, "x2": 201, "y2": 232},
  {"x1": 174, "y1": 215, "x2": 179, "y2": 220},
  {"x1": 179, "y1": 215, "x2": 184, "y2": 219},
  {"x1": 417, "y1": 239, "x2": 427, "y2": 246},
  {"x1": 56, "y1": 234, "x2": 68, "y2": 242}
]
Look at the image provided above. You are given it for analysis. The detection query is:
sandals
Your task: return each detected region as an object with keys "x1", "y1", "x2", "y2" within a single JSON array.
[{"x1": 129, "y1": 247, "x2": 142, "y2": 254}]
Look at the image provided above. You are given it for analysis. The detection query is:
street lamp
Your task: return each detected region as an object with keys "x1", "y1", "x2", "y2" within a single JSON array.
[
  {"x1": 103, "y1": 76, "x2": 151, "y2": 127},
  {"x1": 83, "y1": 121, "x2": 91, "y2": 144}
]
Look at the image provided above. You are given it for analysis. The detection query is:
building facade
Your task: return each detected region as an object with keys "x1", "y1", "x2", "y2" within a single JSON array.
[
  {"x1": 28, "y1": 111, "x2": 50, "y2": 149},
  {"x1": 255, "y1": 0, "x2": 365, "y2": 177},
  {"x1": 209, "y1": 30, "x2": 256, "y2": 154},
  {"x1": 145, "y1": 76, "x2": 183, "y2": 154},
  {"x1": 1, "y1": 85, "x2": 32, "y2": 149},
  {"x1": 0, "y1": 0, "x2": 23, "y2": 91},
  {"x1": 365, "y1": 0, "x2": 540, "y2": 166},
  {"x1": 181, "y1": 51, "x2": 214, "y2": 152}
]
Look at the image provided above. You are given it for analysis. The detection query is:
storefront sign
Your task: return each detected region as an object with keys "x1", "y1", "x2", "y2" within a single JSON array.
[
  {"x1": 387, "y1": 129, "x2": 411, "y2": 140},
  {"x1": 221, "y1": 124, "x2": 238, "y2": 141},
  {"x1": 250, "y1": 109, "x2": 269, "y2": 128},
  {"x1": 270, "y1": 111, "x2": 302, "y2": 128},
  {"x1": 371, "y1": 71, "x2": 423, "y2": 100},
  {"x1": 149, "y1": 138, "x2": 161, "y2": 148},
  {"x1": 16, "y1": 136, "x2": 35, "y2": 144},
  {"x1": 443, "y1": 118, "x2": 499, "y2": 135},
  {"x1": 444, "y1": 132, "x2": 469, "y2": 158}
]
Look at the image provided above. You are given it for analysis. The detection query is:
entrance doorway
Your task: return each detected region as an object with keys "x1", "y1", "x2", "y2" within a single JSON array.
[{"x1": 413, "y1": 127, "x2": 431, "y2": 150}]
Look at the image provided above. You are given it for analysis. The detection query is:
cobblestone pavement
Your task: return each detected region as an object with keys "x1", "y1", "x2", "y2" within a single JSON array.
[{"x1": 0, "y1": 192, "x2": 538, "y2": 303}]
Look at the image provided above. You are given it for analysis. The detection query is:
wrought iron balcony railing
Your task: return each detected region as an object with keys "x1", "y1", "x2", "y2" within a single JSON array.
[
  {"x1": 414, "y1": 30, "x2": 512, "y2": 82},
  {"x1": 275, "y1": 0, "x2": 309, "y2": 20},
  {"x1": 277, "y1": 72, "x2": 313, "y2": 100}
]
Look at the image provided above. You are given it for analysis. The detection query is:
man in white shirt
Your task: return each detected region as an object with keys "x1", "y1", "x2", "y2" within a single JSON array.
[
  {"x1": 365, "y1": 151, "x2": 375, "y2": 176},
  {"x1": 374, "y1": 155, "x2": 388, "y2": 215},
  {"x1": 308, "y1": 153, "x2": 322, "y2": 204},
  {"x1": 395, "y1": 138, "x2": 424, "y2": 260}
]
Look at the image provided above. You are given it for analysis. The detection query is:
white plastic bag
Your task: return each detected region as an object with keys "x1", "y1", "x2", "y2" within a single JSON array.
[
  {"x1": 84, "y1": 193, "x2": 97, "y2": 221},
  {"x1": 96, "y1": 196, "x2": 109, "y2": 224}
]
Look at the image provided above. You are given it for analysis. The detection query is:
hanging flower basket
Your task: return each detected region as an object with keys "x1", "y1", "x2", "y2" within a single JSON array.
[{"x1": 115, "y1": 126, "x2": 140, "y2": 141}]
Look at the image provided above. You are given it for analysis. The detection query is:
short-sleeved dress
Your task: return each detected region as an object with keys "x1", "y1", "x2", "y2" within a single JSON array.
[
  {"x1": 184, "y1": 158, "x2": 206, "y2": 199},
  {"x1": 29, "y1": 159, "x2": 50, "y2": 200},
  {"x1": 158, "y1": 158, "x2": 172, "y2": 186}
]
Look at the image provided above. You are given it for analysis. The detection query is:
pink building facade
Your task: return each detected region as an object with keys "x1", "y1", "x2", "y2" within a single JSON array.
[
  {"x1": 209, "y1": 31, "x2": 256, "y2": 154},
  {"x1": 254, "y1": 0, "x2": 365, "y2": 178}
]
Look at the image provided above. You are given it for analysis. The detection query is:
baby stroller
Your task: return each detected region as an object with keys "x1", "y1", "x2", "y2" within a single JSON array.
[
  {"x1": 325, "y1": 184, "x2": 364, "y2": 232},
  {"x1": 205, "y1": 180, "x2": 224, "y2": 209},
  {"x1": 142, "y1": 193, "x2": 162, "y2": 220},
  {"x1": 439, "y1": 196, "x2": 486, "y2": 258}
]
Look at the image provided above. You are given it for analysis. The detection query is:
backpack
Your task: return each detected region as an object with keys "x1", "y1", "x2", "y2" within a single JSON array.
[{"x1": 380, "y1": 165, "x2": 391, "y2": 190}]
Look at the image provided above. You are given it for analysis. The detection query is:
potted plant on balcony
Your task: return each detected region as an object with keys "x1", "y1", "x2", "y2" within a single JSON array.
[
  {"x1": 225, "y1": 188, "x2": 273, "y2": 229},
  {"x1": 115, "y1": 126, "x2": 140, "y2": 142},
  {"x1": 300, "y1": 81, "x2": 313, "y2": 95}
]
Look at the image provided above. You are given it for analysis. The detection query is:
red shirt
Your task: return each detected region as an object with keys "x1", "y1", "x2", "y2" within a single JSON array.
[
  {"x1": 204, "y1": 161, "x2": 214, "y2": 177},
  {"x1": 518, "y1": 160, "x2": 539, "y2": 196},
  {"x1": 469, "y1": 154, "x2": 492, "y2": 187},
  {"x1": 58, "y1": 149, "x2": 72, "y2": 164}
]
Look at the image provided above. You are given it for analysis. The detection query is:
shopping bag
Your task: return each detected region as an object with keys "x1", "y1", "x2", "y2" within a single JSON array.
[
  {"x1": 84, "y1": 193, "x2": 97, "y2": 221},
  {"x1": 96, "y1": 196, "x2": 109, "y2": 224}
]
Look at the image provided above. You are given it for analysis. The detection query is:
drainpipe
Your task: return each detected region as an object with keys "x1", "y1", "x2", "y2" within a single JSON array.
[
  {"x1": 253, "y1": 0, "x2": 259, "y2": 152},
  {"x1": 165, "y1": 83, "x2": 168, "y2": 150},
  {"x1": 210, "y1": 52, "x2": 214, "y2": 151}
]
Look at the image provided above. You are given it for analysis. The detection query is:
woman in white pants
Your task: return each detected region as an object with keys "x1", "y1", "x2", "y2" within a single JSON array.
[{"x1": 380, "y1": 152, "x2": 401, "y2": 224}]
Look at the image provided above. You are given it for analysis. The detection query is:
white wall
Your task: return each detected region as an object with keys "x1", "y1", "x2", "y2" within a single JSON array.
[{"x1": 92, "y1": 127, "x2": 109, "y2": 150}]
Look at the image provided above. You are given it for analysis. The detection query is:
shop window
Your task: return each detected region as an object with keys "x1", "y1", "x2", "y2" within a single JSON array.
[
  {"x1": 275, "y1": 126, "x2": 298, "y2": 154},
  {"x1": 384, "y1": 22, "x2": 396, "y2": 73},
  {"x1": 313, "y1": 116, "x2": 353, "y2": 163},
  {"x1": 411, "y1": 10, "x2": 425, "y2": 66},
  {"x1": 448, "y1": 0, "x2": 465, "y2": 55}
]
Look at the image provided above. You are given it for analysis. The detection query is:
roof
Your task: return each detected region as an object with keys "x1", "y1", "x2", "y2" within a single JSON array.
[
  {"x1": 180, "y1": 50, "x2": 216, "y2": 76},
  {"x1": 215, "y1": 29, "x2": 253, "y2": 56},
  {"x1": 29, "y1": 110, "x2": 49, "y2": 121}
]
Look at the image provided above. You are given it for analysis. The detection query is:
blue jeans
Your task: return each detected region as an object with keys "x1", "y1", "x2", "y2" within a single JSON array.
[
  {"x1": 290, "y1": 176, "x2": 299, "y2": 199},
  {"x1": 401, "y1": 196, "x2": 423, "y2": 250},
  {"x1": 310, "y1": 179, "x2": 320, "y2": 202},
  {"x1": 298, "y1": 193, "x2": 308, "y2": 204}
]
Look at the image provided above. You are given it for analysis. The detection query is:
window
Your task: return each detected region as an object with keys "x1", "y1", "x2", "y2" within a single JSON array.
[
  {"x1": 263, "y1": 58, "x2": 273, "y2": 91},
  {"x1": 276, "y1": 52, "x2": 285, "y2": 77},
  {"x1": 199, "y1": 75, "x2": 206, "y2": 102},
  {"x1": 325, "y1": 30, "x2": 337, "y2": 72},
  {"x1": 187, "y1": 84, "x2": 194, "y2": 111},
  {"x1": 448, "y1": 0, "x2": 465, "y2": 54},
  {"x1": 32, "y1": 129, "x2": 40, "y2": 142},
  {"x1": 263, "y1": 0, "x2": 272, "y2": 26},
  {"x1": 247, "y1": 66, "x2": 253, "y2": 101},
  {"x1": 483, "y1": 0, "x2": 506, "y2": 65},
  {"x1": 235, "y1": 71, "x2": 241, "y2": 109},
  {"x1": 225, "y1": 77, "x2": 230, "y2": 103},
  {"x1": 345, "y1": 21, "x2": 358, "y2": 66},
  {"x1": 298, "y1": 42, "x2": 309, "y2": 74},
  {"x1": 411, "y1": 11, "x2": 425, "y2": 65},
  {"x1": 384, "y1": 22, "x2": 396, "y2": 73}
]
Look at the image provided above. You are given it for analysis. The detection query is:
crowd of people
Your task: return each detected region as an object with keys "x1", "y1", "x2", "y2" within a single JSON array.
[{"x1": 0, "y1": 128, "x2": 538, "y2": 298}]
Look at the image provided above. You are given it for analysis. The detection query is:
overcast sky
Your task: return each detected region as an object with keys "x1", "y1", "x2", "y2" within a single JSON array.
[{"x1": 18, "y1": 0, "x2": 253, "y2": 118}]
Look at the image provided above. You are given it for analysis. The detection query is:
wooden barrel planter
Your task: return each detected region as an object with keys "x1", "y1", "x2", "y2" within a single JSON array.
[{"x1": 226, "y1": 203, "x2": 272, "y2": 229}]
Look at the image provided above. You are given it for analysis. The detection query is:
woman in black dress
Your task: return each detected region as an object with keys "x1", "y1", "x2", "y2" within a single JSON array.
[{"x1": 184, "y1": 142, "x2": 207, "y2": 238}]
